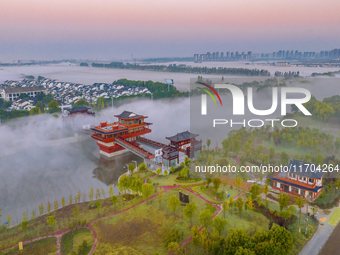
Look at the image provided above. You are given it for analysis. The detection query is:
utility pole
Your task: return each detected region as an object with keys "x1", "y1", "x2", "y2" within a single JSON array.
[{"x1": 305, "y1": 197, "x2": 310, "y2": 235}]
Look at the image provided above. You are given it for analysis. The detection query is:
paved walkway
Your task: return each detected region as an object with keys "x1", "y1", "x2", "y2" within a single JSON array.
[{"x1": 299, "y1": 205, "x2": 339, "y2": 255}]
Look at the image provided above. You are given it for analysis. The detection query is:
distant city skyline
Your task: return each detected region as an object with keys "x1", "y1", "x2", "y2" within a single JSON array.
[{"x1": 1, "y1": 0, "x2": 340, "y2": 60}]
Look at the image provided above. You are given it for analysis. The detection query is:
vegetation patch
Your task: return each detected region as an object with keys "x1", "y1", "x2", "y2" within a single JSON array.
[
  {"x1": 2, "y1": 237, "x2": 57, "y2": 255},
  {"x1": 60, "y1": 228, "x2": 94, "y2": 255},
  {"x1": 175, "y1": 177, "x2": 202, "y2": 183},
  {"x1": 254, "y1": 205, "x2": 297, "y2": 227},
  {"x1": 328, "y1": 208, "x2": 340, "y2": 226}
]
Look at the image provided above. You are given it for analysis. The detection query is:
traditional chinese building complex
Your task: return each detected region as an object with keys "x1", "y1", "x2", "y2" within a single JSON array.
[{"x1": 90, "y1": 110, "x2": 202, "y2": 169}]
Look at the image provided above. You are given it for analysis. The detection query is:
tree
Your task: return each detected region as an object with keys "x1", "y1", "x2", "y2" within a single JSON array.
[
  {"x1": 281, "y1": 210, "x2": 292, "y2": 221},
  {"x1": 246, "y1": 197, "x2": 254, "y2": 218},
  {"x1": 262, "y1": 185, "x2": 269, "y2": 198},
  {"x1": 31, "y1": 210, "x2": 36, "y2": 219},
  {"x1": 236, "y1": 178, "x2": 242, "y2": 194},
  {"x1": 280, "y1": 151, "x2": 289, "y2": 165},
  {"x1": 89, "y1": 188, "x2": 94, "y2": 201},
  {"x1": 138, "y1": 163, "x2": 148, "y2": 172},
  {"x1": 191, "y1": 226, "x2": 200, "y2": 253},
  {"x1": 295, "y1": 196, "x2": 305, "y2": 232},
  {"x1": 73, "y1": 207, "x2": 79, "y2": 221},
  {"x1": 130, "y1": 178, "x2": 143, "y2": 194},
  {"x1": 212, "y1": 216, "x2": 227, "y2": 235},
  {"x1": 118, "y1": 175, "x2": 131, "y2": 195},
  {"x1": 47, "y1": 201, "x2": 51, "y2": 214},
  {"x1": 212, "y1": 178, "x2": 221, "y2": 197},
  {"x1": 168, "y1": 195, "x2": 181, "y2": 215},
  {"x1": 267, "y1": 225, "x2": 294, "y2": 254},
  {"x1": 39, "y1": 203, "x2": 44, "y2": 215},
  {"x1": 108, "y1": 185, "x2": 114, "y2": 197},
  {"x1": 199, "y1": 208, "x2": 213, "y2": 226},
  {"x1": 164, "y1": 170, "x2": 169, "y2": 178},
  {"x1": 96, "y1": 188, "x2": 101, "y2": 199},
  {"x1": 269, "y1": 148, "x2": 275, "y2": 159},
  {"x1": 74, "y1": 99, "x2": 90, "y2": 107},
  {"x1": 229, "y1": 196, "x2": 235, "y2": 215},
  {"x1": 128, "y1": 163, "x2": 135, "y2": 174},
  {"x1": 69, "y1": 194, "x2": 73, "y2": 205},
  {"x1": 6, "y1": 215, "x2": 11, "y2": 228},
  {"x1": 156, "y1": 168, "x2": 161, "y2": 175},
  {"x1": 236, "y1": 197, "x2": 244, "y2": 218},
  {"x1": 111, "y1": 196, "x2": 118, "y2": 211},
  {"x1": 35, "y1": 101, "x2": 45, "y2": 113},
  {"x1": 224, "y1": 228, "x2": 252, "y2": 255},
  {"x1": 207, "y1": 139, "x2": 211, "y2": 150},
  {"x1": 223, "y1": 200, "x2": 229, "y2": 218},
  {"x1": 249, "y1": 184, "x2": 261, "y2": 201},
  {"x1": 288, "y1": 205, "x2": 297, "y2": 214},
  {"x1": 54, "y1": 199, "x2": 59, "y2": 211},
  {"x1": 142, "y1": 183, "x2": 154, "y2": 202},
  {"x1": 95, "y1": 201, "x2": 101, "y2": 217},
  {"x1": 278, "y1": 193, "x2": 289, "y2": 211},
  {"x1": 61, "y1": 197, "x2": 65, "y2": 207},
  {"x1": 221, "y1": 139, "x2": 230, "y2": 156},
  {"x1": 47, "y1": 216, "x2": 56, "y2": 229},
  {"x1": 183, "y1": 202, "x2": 198, "y2": 226},
  {"x1": 21, "y1": 220, "x2": 28, "y2": 236},
  {"x1": 168, "y1": 242, "x2": 180, "y2": 254},
  {"x1": 101, "y1": 188, "x2": 105, "y2": 198},
  {"x1": 233, "y1": 139, "x2": 241, "y2": 155},
  {"x1": 77, "y1": 190, "x2": 82, "y2": 203},
  {"x1": 180, "y1": 167, "x2": 189, "y2": 179},
  {"x1": 48, "y1": 100, "x2": 60, "y2": 113},
  {"x1": 22, "y1": 212, "x2": 28, "y2": 222}
]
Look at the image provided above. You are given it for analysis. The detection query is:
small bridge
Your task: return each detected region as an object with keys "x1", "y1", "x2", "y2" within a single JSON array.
[
  {"x1": 115, "y1": 137, "x2": 155, "y2": 159},
  {"x1": 136, "y1": 137, "x2": 167, "y2": 148}
]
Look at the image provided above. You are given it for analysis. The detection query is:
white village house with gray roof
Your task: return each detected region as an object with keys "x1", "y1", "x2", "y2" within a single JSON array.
[{"x1": 0, "y1": 78, "x2": 151, "y2": 110}]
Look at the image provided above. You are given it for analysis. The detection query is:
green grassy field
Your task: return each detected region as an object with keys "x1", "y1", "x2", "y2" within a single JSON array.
[
  {"x1": 60, "y1": 228, "x2": 94, "y2": 255},
  {"x1": 1, "y1": 237, "x2": 57, "y2": 255},
  {"x1": 328, "y1": 208, "x2": 340, "y2": 226},
  {"x1": 92, "y1": 189, "x2": 211, "y2": 255},
  {"x1": 149, "y1": 173, "x2": 205, "y2": 186}
]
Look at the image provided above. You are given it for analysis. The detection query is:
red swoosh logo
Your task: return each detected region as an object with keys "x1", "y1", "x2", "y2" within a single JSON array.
[{"x1": 196, "y1": 82, "x2": 223, "y2": 106}]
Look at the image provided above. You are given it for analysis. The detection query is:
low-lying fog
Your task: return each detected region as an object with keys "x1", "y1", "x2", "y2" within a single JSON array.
[{"x1": 0, "y1": 98, "x2": 189, "y2": 225}]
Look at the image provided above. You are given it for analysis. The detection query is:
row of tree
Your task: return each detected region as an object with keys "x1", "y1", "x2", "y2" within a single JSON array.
[{"x1": 92, "y1": 62, "x2": 271, "y2": 76}]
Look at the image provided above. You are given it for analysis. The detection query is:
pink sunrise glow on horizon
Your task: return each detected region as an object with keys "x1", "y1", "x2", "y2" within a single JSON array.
[
  {"x1": 0, "y1": 0, "x2": 340, "y2": 59},
  {"x1": 1, "y1": 0, "x2": 340, "y2": 42}
]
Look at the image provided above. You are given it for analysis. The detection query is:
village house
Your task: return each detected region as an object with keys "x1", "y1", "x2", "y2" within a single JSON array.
[{"x1": 267, "y1": 159, "x2": 328, "y2": 201}]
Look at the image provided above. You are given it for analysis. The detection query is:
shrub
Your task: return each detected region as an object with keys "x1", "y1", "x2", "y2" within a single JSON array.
[
  {"x1": 88, "y1": 202, "x2": 97, "y2": 210},
  {"x1": 269, "y1": 209, "x2": 274, "y2": 214}
]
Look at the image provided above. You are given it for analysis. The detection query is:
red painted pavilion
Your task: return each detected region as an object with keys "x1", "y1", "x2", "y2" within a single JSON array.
[
  {"x1": 91, "y1": 111, "x2": 154, "y2": 158},
  {"x1": 91, "y1": 111, "x2": 202, "y2": 169}
]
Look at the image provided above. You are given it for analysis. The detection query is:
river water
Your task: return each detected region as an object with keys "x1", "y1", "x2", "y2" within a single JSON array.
[{"x1": 1, "y1": 63, "x2": 339, "y2": 225}]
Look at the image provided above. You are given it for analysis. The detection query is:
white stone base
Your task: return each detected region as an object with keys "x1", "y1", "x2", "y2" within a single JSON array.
[{"x1": 99, "y1": 148, "x2": 129, "y2": 158}]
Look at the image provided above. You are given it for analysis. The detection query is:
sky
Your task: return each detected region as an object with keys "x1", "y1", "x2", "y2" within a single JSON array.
[{"x1": 0, "y1": 0, "x2": 340, "y2": 60}]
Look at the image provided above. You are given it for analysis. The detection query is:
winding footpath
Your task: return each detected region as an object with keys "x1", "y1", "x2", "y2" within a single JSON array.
[{"x1": 1, "y1": 175, "x2": 242, "y2": 255}]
